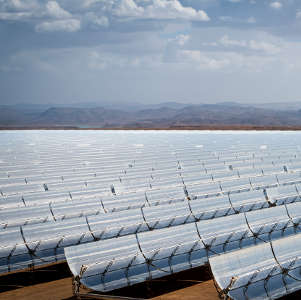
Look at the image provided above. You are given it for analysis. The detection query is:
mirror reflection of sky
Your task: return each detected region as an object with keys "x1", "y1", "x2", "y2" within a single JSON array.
[{"x1": 1, "y1": 0, "x2": 300, "y2": 105}]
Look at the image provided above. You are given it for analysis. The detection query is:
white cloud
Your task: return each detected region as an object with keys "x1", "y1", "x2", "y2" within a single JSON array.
[
  {"x1": 1, "y1": 0, "x2": 39, "y2": 11},
  {"x1": 82, "y1": 0, "x2": 104, "y2": 8},
  {"x1": 0, "y1": 0, "x2": 76, "y2": 23},
  {"x1": 46, "y1": 1, "x2": 72, "y2": 19},
  {"x1": 114, "y1": 0, "x2": 144, "y2": 17},
  {"x1": 144, "y1": 0, "x2": 210, "y2": 21},
  {"x1": 220, "y1": 35, "x2": 247, "y2": 47},
  {"x1": 219, "y1": 35, "x2": 281, "y2": 54},
  {"x1": 4, "y1": 39, "x2": 284, "y2": 76},
  {"x1": 249, "y1": 40, "x2": 280, "y2": 54},
  {"x1": 0, "y1": 11, "x2": 32, "y2": 20},
  {"x1": 296, "y1": 10, "x2": 301, "y2": 19},
  {"x1": 86, "y1": 49, "x2": 161, "y2": 70},
  {"x1": 270, "y1": 2, "x2": 282, "y2": 9},
  {"x1": 35, "y1": 19, "x2": 81, "y2": 32},
  {"x1": 176, "y1": 50, "x2": 230, "y2": 70},
  {"x1": 168, "y1": 34, "x2": 190, "y2": 46},
  {"x1": 85, "y1": 12, "x2": 109, "y2": 27},
  {"x1": 33, "y1": 1, "x2": 80, "y2": 32},
  {"x1": 0, "y1": 0, "x2": 210, "y2": 31},
  {"x1": 175, "y1": 50, "x2": 279, "y2": 72},
  {"x1": 114, "y1": 0, "x2": 210, "y2": 21},
  {"x1": 219, "y1": 15, "x2": 255, "y2": 24}
]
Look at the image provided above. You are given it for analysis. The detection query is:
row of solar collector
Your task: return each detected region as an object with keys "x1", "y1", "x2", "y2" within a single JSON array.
[
  {"x1": 64, "y1": 202, "x2": 301, "y2": 293},
  {"x1": 0, "y1": 157, "x2": 296, "y2": 184},
  {"x1": 2, "y1": 142, "x2": 297, "y2": 161},
  {"x1": 0, "y1": 184, "x2": 292, "y2": 229},
  {"x1": 1, "y1": 184, "x2": 301, "y2": 275},
  {"x1": 1, "y1": 146, "x2": 300, "y2": 171},
  {"x1": 2, "y1": 163, "x2": 301, "y2": 202},
  {"x1": 1, "y1": 151, "x2": 300, "y2": 178},
  {"x1": 1, "y1": 167, "x2": 301, "y2": 211},
  {"x1": 42, "y1": 147, "x2": 299, "y2": 162},
  {"x1": 2, "y1": 138, "x2": 299, "y2": 156},
  {"x1": 1, "y1": 151, "x2": 301, "y2": 192},
  {"x1": 0, "y1": 161, "x2": 294, "y2": 192},
  {"x1": 1, "y1": 156, "x2": 300, "y2": 186},
  {"x1": 1, "y1": 162, "x2": 300, "y2": 197},
  {"x1": 1, "y1": 171, "x2": 301, "y2": 212},
  {"x1": 1, "y1": 153, "x2": 300, "y2": 196},
  {"x1": 1, "y1": 147, "x2": 300, "y2": 180},
  {"x1": 2, "y1": 137, "x2": 300, "y2": 156},
  {"x1": 1, "y1": 145, "x2": 300, "y2": 178}
]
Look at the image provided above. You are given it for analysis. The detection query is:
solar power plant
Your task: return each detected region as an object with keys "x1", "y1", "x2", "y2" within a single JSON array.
[{"x1": 2, "y1": 130, "x2": 301, "y2": 299}]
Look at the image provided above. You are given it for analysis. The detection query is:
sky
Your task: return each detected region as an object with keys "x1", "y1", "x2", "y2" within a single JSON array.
[{"x1": 0, "y1": 0, "x2": 301, "y2": 106}]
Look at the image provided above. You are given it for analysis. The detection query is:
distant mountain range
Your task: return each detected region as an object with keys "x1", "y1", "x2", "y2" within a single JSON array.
[{"x1": 1, "y1": 101, "x2": 301, "y2": 128}]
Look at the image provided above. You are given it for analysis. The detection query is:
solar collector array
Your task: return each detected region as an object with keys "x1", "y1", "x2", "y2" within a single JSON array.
[
  {"x1": 1, "y1": 159, "x2": 301, "y2": 209},
  {"x1": 1, "y1": 143, "x2": 301, "y2": 187},
  {"x1": 1, "y1": 184, "x2": 301, "y2": 275},
  {"x1": 1, "y1": 178, "x2": 301, "y2": 233},
  {"x1": 2, "y1": 131, "x2": 301, "y2": 299}
]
